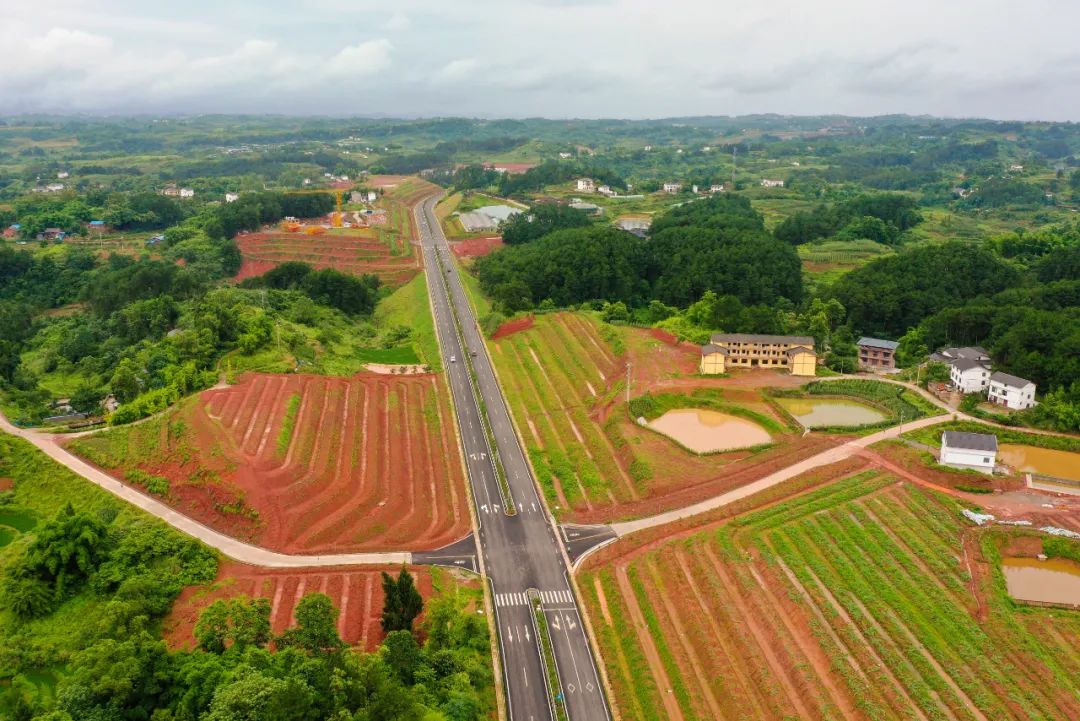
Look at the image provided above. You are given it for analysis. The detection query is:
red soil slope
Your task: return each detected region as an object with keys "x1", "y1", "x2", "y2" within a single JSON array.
[
  {"x1": 164, "y1": 563, "x2": 434, "y2": 651},
  {"x1": 70, "y1": 372, "x2": 470, "y2": 554},
  {"x1": 234, "y1": 232, "x2": 419, "y2": 286}
]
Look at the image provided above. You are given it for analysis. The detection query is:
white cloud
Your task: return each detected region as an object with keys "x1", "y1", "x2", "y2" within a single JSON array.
[
  {"x1": 434, "y1": 57, "x2": 479, "y2": 83},
  {"x1": 326, "y1": 39, "x2": 394, "y2": 78},
  {"x1": 385, "y1": 12, "x2": 411, "y2": 31},
  {"x1": 0, "y1": 1, "x2": 1079, "y2": 119}
]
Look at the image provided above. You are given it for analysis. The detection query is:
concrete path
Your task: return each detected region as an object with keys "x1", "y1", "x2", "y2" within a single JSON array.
[
  {"x1": 0, "y1": 412, "x2": 411, "y2": 568},
  {"x1": 611, "y1": 411, "x2": 950, "y2": 537}
]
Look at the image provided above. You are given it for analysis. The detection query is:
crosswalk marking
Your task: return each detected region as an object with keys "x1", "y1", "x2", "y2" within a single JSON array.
[{"x1": 493, "y1": 589, "x2": 574, "y2": 607}]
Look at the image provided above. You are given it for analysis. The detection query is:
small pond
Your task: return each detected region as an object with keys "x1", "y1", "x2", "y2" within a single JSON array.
[
  {"x1": 776, "y1": 397, "x2": 889, "y2": 429},
  {"x1": 1002, "y1": 556, "x2": 1080, "y2": 607},
  {"x1": 649, "y1": 408, "x2": 771, "y2": 454},
  {"x1": 998, "y1": 444, "x2": 1080, "y2": 483}
]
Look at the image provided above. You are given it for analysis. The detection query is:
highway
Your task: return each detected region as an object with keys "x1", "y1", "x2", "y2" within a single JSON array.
[{"x1": 414, "y1": 194, "x2": 611, "y2": 721}]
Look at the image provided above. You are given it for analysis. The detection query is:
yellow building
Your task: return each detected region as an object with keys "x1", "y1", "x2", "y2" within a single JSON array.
[
  {"x1": 699, "y1": 344, "x2": 729, "y2": 374},
  {"x1": 699, "y1": 334, "x2": 816, "y2": 376}
]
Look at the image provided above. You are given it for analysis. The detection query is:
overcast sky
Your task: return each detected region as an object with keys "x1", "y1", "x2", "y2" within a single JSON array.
[{"x1": 3, "y1": 0, "x2": 1079, "y2": 120}]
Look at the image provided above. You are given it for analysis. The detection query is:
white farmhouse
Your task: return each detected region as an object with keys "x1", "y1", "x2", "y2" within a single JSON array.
[
  {"x1": 576, "y1": 178, "x2": 595, "y2": 192},
  {"x1": 987, "y1": 371, "x2": 1037, "y2": 410},
  {"x1": 559, "y1": 152, "x2": 573, "y2": 159},
  {"x1": 179, "y1": 188, "x2": 195, "y2": 198},
  {"x1": 760, "y1": 179, "x2": 785, "y2": 188},
  {"x1": 224, "y1": 192, "x2": 240, "y2": 203},
  {"x1": 709, "y1": 184, "x2": 725, "y2": 193},
  {"x1": 663, "y1": 182, "x2": 682, "y2": 193},
  {"x1": 949, "y1": 358, "x2": 990, "y2": 394},
  {"x1": 940, "y1": 431, "x2": 997, "y2": 474}
]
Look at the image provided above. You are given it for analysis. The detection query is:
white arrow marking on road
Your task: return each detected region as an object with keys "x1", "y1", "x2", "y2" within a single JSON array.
[
  {"x1": 551, "y1": 615, "x2": 562, "y2": 631},
  {"x1": 524, "y1": 626, "x2": 531, "y2": 643},
  {"x1": 566, "y1": 615, "x2": 577, "y2": 631},
  {"x1": 494, "y1": 504, "x2": 500, "y2": 513},
  {"x1": 507, "y1": 626, "x2": 513, "y2": 642},
  {"x1": 480, "y1": 504, "x2": 489, "y2": 514}
]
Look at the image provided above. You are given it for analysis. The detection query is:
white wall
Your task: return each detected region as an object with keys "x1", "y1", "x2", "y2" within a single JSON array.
[
  {"x1": 941, "y1": 444, "x2": 995, "y2": 473},
  {"x1": 988, "y1": 382, "x2": 1036, "y2": 410},
  {"x1": 950, "y1": 365, "x2": 989, "y2": 394}
]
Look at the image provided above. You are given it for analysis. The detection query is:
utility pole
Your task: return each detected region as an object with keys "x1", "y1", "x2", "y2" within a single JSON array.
[{"x1": 625, "y1": 362, "x2": 632, "y2": 405}]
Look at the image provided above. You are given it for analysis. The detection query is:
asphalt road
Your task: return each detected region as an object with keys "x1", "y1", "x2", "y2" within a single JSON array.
[{"x1": 415, "y1": 195, "x2": 611, "y2": 721}]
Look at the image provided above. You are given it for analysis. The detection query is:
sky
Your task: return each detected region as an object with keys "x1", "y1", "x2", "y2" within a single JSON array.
[{"x1": 2, "y1": 0, "x2": 1079, "y2": 121}]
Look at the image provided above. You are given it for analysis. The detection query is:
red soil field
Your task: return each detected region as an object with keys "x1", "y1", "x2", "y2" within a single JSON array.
[
  {"x1": 69, "y1": 372, "x2": 471, "y2": 553},
  {"x1": 491, "y1": 315, "x2": 534, "y2": 339},
  {"x1": 450, "y1": 236, "x2": 504, "y2": 258},
  {"x1": 164, "y1": 563, "x2": 435, "y2": 652},
  {"x1": 233, "y1": 232, "x2": 420, "y2": 286},
  {"x1": 489, "y1": 311, "x2": 844, "y2": 523}
]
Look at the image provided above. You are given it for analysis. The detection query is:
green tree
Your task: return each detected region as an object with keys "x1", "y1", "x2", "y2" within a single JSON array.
[
  {"x1": 278, "y1": 593, "x2": 344, "y2": 655},
  {"x1": 23, "y1": 502, "x2": 110, "y2": 597},
  {"x1": 381, "y1": 568, "x2": 424, "y2": 634},
  {"x1": 195, "y1": 600, "x2": 231, "y2": 654}
]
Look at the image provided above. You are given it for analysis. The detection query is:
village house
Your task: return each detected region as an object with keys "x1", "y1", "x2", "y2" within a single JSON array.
[
  {"x1": 87, "y1": 220, "x2": 109, "y2": 234},
  {"x1": 760, "y1": 179, "x2": 785, "y2": 188},
  {"x1": 2, "y1": 224, "x2": 19, "y2": 238},
  {"x1": 225, "y1": 192, "x2": 240, "y2": 203},
  {"x1": 575, "y1": 178, "x2": 595, "y2": 192},
  {"x1": 662, "y1": 182, "x2": 682, "y2": 194},
  {"x1": 949, "y1": 358, "x2": 991, "y2": 394},
  {"x1": 857, "y1": 337, "x2": 899, "y2": 370},
  {"x1": 700, "y1": 334, "x2": 817, "y2": 376},
  {"x1": 179, "y1": 188, "x2": 195, "y2": 198},
  {"x1": 559, "y1": 151, "x2": 573, "y2": 159},
  {"x1": 709, "y1": 184, "x2": 725, "y2": 193},
  {"x1": 40, "y1": 228, "x2": 65, "y2": 241},
  {"x1": 569, "y1": 199, "x2": 602, "y2": 215},
  {"x1": 940, "y1": 431, "x2": 997, "y2": 474},
  {"x1": 930, "y1": 346, "x2": 991, "y2": 366},
  {"x1": 987, "y1": 371, "x2": 1037, "y2": 410},
  {"x1": 597, "y1": 184, "x2": 615, "y2": 196},
  {"x1": 162, "y1": 184, "x2": 181, "y2": 197},
  {"x1": 57, "y1": 171, "x2": 69, "y2": 179}
]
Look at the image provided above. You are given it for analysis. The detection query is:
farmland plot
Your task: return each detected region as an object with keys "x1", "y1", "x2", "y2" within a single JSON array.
[
  {"x1": 489, "y1": 312, "x2": 842, "y2": 522},
  {"x1": 581, "y1": 468, "x2": 1080, "y2": 721},
  {"x1": 234, "y1": 230, "x2": 420, "y2": 286},
  {"x1": 67, "y1": 372, "x2": 470, "y2": 553},
  {"x1": 165, "y1": 563, "x2": 437, "y2": 651}
]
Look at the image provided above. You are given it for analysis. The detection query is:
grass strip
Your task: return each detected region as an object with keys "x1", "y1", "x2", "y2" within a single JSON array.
[{"x1": 531, "y1": 594, "x2": 569, "y2": 721}]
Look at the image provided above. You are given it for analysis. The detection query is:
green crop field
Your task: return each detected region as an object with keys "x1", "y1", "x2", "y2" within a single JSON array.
[{"x1": 581, "y1": 467, "x2": 1080, "y2": 721}]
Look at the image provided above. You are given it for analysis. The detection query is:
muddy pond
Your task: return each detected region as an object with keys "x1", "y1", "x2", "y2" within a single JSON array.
[
  {"x1": 649, "y1": 408, "x2": 771, "y2": 453},
  {"x1": 998, "y1": 444, "x2": 1080, "y2": 483},
  {"x1": 1001, "y1": 557, "x2": 1080, "y2": 607},
  {"x1": 776, "y1": 397, "x2": 889, "y2": 428}
]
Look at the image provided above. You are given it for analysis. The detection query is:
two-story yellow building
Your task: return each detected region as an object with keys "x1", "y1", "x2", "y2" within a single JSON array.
[{"x1": 699, "y1": 333, "x2": 817, "y2": 376}]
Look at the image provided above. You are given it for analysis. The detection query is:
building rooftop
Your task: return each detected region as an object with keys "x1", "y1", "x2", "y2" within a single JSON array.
[
  {"x1": 700, "y1": 344, "x2": 729, "y2": 356},
  {"x1": 786, "y1": 347, "x2": 816, "y2": 357},
  {"x1": 950, "y1": 357, "x2": 988, "y2": 372},
  {"x1": 942, "y1": 431, "x2": 998, "y2": 453},
  {"x1": 711, "y1": 333, "x2": 814, "y2": 346},
  {"x1": 857, "y1": 337, "x2": 899, "y2": 351},
  {"x1": 990, "y1": 371, "x2": 1034, "y2": 389}
]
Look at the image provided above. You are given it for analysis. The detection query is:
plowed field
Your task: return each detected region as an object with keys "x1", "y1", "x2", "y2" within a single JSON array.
[
  {"x1": 581, "y1": 463, "x2": 1080, "y2": 721},
  {"x1": 164, "y1": 563, "x2": 436, "y2": 651},
  {"x1": 488, "y1": 311, "x2": 842, "y2": 522},
  {"x1": 66, "y1": 372, "x2": 470, "y2": 553},
  {"x1": 234, "y1": 231, "x2": 420, "y2": 286}
]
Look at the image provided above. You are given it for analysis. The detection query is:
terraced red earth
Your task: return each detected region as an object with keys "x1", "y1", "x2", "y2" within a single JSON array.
[
  {"x1": 234, "y1": 231, "x2": 420, "y2": 285},
  {"x1": 67, "y1": 372, "x2": 470, "y2": 553},
  {"x1": 164, "y1": 563, "x2": 436, "y2": 651}
]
